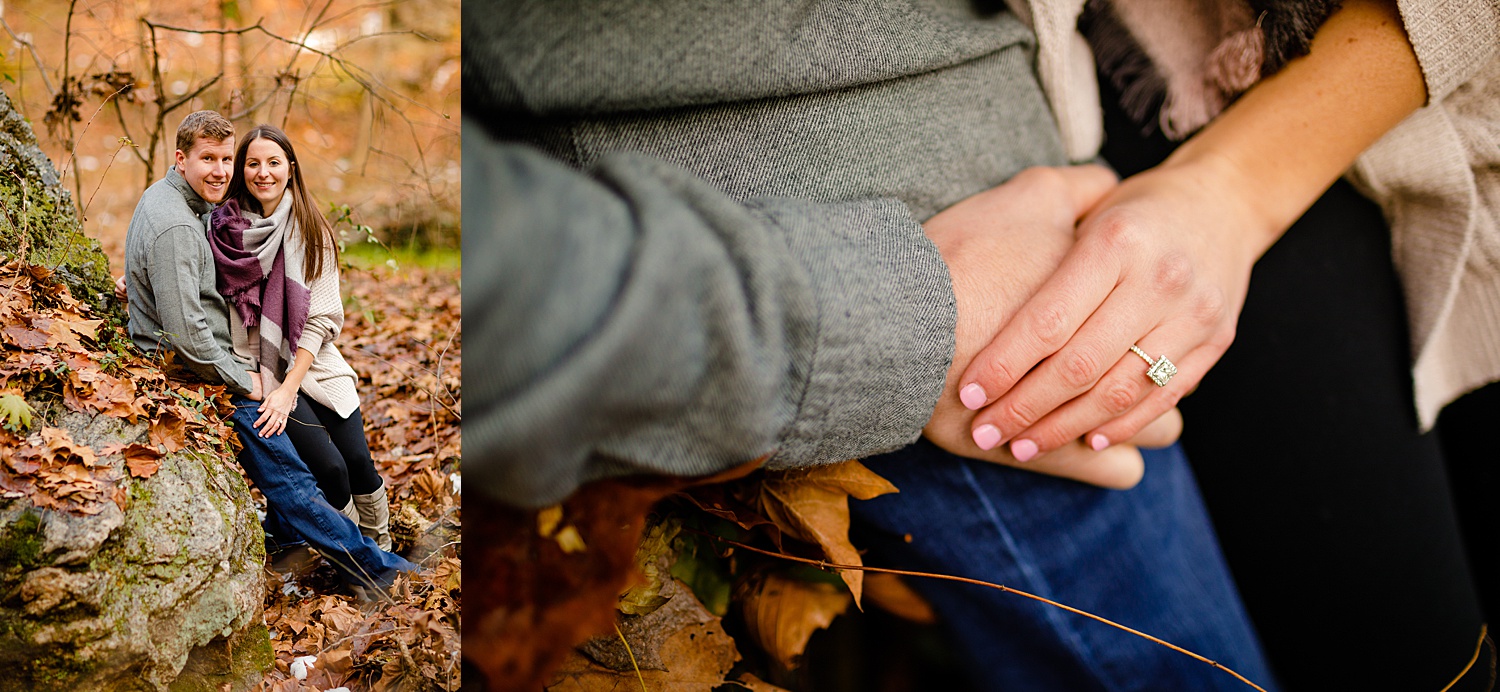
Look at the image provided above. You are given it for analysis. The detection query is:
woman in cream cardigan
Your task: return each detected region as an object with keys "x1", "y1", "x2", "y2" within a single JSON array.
[{"x1": 208, "y1": 124, "x2": 397, "y2": 552}]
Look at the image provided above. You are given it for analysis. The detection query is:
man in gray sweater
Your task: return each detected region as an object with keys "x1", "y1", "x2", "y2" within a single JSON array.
[{"x1": 125, "y1": 110, "x2": 415, "y2": 587}]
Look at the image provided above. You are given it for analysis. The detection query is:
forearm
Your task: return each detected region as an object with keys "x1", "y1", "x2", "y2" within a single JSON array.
[
  {"x1": 275, "y1": 348, "x2": 316, "y2": 392},
  {"x1": 1165, "y1": 0, "x2": 1426, "y2": 256},
  {"x1": 468, "y1": 126, "x2": 954, "y2": 507}
]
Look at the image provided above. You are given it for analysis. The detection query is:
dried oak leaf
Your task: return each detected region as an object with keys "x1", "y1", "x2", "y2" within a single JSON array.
[
  {"x1": 469, "y1": 459, "x2": 761, "y2": 692},
  {"x1": 41, "y1": 426, "x2": 97, "y2": 466},
  {"x1": 149, "y1": 413, "x2": 188, "y2": 453},
  {"x1": 119, "y1": 444, "x2": 164, "y2": 479},
  {"x1": 44, "y1": 317, "x2": 100, "y2": 352},
  {"x1": 737, "y1": 568, "x2": 850, "y2": 671},
  {"x1": 757, "y1": 460, "x2": 897, "y2": 605},
  {"x1": 2, "y1": 325, "x2": 49, "y2": 350},
  {"x1": 863, "y1": 572, "x2": 937, "y2": 624},
  {"x1": 555, "y1": 578, "x2": 739, "y2": 690}
]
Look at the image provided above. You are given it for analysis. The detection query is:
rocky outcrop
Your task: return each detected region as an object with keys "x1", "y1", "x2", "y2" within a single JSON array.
[
  {"x1": 0, "y1": 87, "x2": 270, "y2": 691},
  {"x1": 0, "y1": 87, "x2": 112, "y2": 309}
]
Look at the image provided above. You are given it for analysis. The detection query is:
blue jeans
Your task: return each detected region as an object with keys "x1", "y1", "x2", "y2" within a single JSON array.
[
  {"x1": 230, "y1": 397, "x2": 417, "y2": 586},
  {"x1": 852, "y1": 441, "x2": 1277, "y2": 692}
]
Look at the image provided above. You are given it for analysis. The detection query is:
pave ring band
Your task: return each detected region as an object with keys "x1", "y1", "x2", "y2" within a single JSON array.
[{"x1": 1129, "y1": 345, "x2": 1177, "y2": 387}]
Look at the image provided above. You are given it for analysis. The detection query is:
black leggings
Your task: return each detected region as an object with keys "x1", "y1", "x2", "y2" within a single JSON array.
[
  {"x1": 1100, "y1": 82, "x2": 1491, "y2": 690},
  {"x1": 284, "y1": 395, "x2": 383, "y2": 508}
]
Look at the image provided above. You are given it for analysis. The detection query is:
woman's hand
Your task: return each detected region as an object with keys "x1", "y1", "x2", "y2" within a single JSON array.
[
  {"x1": 956, "y1": 157, "x2": 1265, "y2": 461},
  {"x1": 922, "y1": 164, "x2": 1184, "y2": 489},
  {"x1": 950, "y1": 0, "x2": 1427, "y2": 462},
  {"x1": 255, "y1": 378, "x2": 298, "y2": 437}
]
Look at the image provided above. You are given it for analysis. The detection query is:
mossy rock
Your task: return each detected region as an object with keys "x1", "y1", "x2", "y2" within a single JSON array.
[
  {"x1": 0, "y1": 87, "x2": 115, "y2": 311},
  {"x1": 0, "y1": 88, "x2": 269, "y2": 691}
]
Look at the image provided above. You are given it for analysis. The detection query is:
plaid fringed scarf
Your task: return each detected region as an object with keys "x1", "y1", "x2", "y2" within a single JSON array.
[{"x1": 207, "y1": 198, "x2": 312, "y2": 392}]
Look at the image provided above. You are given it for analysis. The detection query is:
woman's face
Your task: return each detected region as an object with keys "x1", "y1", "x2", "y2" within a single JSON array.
[{"x1": 242, "y1": 137, "x2": 291, "y2": 213}]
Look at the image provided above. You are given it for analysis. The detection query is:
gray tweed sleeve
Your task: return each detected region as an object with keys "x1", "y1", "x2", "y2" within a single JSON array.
[{"x1": 464, "y1": 120, "x2": 955, "y2": 508}]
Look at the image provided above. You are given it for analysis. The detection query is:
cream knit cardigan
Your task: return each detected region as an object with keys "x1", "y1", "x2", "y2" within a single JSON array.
[
  {"x1": 227, "y1": 219, "x2": 362, "y2": 418},
  {"x1": 1014, "y1": 0, "x2": 1500, "y2": 429}
]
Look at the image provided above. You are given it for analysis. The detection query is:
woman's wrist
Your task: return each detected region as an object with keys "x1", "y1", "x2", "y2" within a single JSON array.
[{"x1": 1152, "y1": 148, "x2": 1282, "y2": 260}]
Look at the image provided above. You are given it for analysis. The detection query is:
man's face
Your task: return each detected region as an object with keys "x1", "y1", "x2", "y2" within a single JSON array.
[{"x1": 174, "y1": 136, "x2": 235, "y2": 203}]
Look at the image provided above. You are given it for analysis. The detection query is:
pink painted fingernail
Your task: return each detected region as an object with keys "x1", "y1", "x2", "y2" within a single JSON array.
[
  {"x1": 1011, "y1": 439, "x2": 1039, "y2": 462},
  {"x1": 973, "y1": 424, "x2": 1001, "y2": 450},
  {"x1": 959, "y1": 383, "x2": 987, "y2": 410},
  {"x1": 1089, "y1": 434, "x2": 1110, "y2": 451}
]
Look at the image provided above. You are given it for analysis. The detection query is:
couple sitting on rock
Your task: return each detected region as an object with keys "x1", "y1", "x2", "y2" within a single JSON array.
[{"x1": 122, "y1": 110, "x2": 416, "y2": 590}]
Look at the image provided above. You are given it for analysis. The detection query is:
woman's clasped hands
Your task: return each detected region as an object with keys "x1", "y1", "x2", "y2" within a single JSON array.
[
  {"x1": 254, "y1": 366, "x2": 298, "y2": 438},
  {"x1": 956, "y1": 154, "x2": 1275, "y2": 463}
]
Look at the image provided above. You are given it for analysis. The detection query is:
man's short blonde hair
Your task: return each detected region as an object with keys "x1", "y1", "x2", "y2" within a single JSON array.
[{"x1": 175, "y1": 110, "x2": 234, "y2": 155}]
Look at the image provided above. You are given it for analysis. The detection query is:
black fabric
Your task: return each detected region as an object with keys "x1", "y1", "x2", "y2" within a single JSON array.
[
  {"x1": 1438, "y1": 381, "x2": 1500, "y2": 622},
  {"x1": 1100, "y1": 78, "x2": 1489, "y2": 690},
  {"x1": 284, "y1": 395, "x2": 382, "y2": 508}
]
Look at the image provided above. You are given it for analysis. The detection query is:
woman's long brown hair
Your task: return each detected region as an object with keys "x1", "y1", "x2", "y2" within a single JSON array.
[{"x1": 227, "y1": 124, "x2": 337, "y2": 280}]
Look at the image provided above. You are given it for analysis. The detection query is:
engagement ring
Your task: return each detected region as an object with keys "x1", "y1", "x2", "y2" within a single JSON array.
[{"x1": 1129, "y1": 345, "x2": 1177, "y2": 387}]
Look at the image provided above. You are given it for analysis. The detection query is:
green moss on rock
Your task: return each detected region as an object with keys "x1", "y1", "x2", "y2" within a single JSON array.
[
  {"x1": 0, "y1": 511, "x2": 45, "y2": 572},
  {"x1": 0, "y1": 87, "x2": 116, "y2": 313}
]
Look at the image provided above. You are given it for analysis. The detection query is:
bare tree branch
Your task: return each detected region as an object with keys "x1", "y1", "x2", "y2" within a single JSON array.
[
  {"x1": 0, "y1": 15, "x2": 56, "y2": 95},
  {"x1": 163, "y1": 73, "x2": 224, "y2": 113}
]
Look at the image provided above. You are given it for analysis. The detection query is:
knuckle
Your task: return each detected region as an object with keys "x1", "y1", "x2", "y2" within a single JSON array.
[
  {"x1": 1092, "y1": 212, "x2": 1143, "y2": 255},
  {"x1": 1101, "y1": 381, "x2": 1139, "y2": 415},
  {"x1": 1152, "y1": 252, "x2": 1194, "y2": 294},
  {"x1": 1057, "y1": 349, "x2": 1102, "y2": 389},
  {"x1": 978, "y1": 356, "x2": 1022, "y2": 392},
  {"x1": 1030, "y1": 301, "x2": 1071, "y2": 346},
  {"x1": 1193, "y1": 288, "x2": 1228, "y2": 325},
  {"x1": 999, "y1": 398, "x2": 1041, "y2": 430}
]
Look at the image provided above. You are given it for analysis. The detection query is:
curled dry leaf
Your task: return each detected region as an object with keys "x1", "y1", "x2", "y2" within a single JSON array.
[
  {"x1": 862, "y1": 572, "x2": 937, "y2": 624},
  {"x1": 556, "y1": 578, "x2": 740, "y2": 690},
  {"x1": 737, "y1": 568, "x2": 851, "y2": 671},
  {"x1": 618, "y1": 517, "x2": 679, "y2": 616},
  {"x1": 732, "y1": 672, "x2": 795, "y2": 692},
  {"x1": 757, "y1": 460, "x2": 897, "y2": 606}
]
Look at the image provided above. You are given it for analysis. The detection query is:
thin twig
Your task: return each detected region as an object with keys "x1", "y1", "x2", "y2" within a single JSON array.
[
  {"x1": 350, "y1": 346, "x2": 461, "y2": 419},
  {"x1": 1439, "y1": 624, "x2": 1490, "y2": 692},
  {"x1": 615, "y1": 622, "x2": 649, "y2": 692},
  {"x1": 693, "y1": 531, "x2": 1269, "y2": 692},
  {"x1": 0, "y1": 15, "x2": 56, "y2": 94}
]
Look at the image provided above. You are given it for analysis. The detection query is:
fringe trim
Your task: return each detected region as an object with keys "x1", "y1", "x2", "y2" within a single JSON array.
[
  {"x1": 1081, "y1": 0, "x2": 1167, "y2": 135},
  {"x1": 1083, "y1": 0, "x2": 1343, "y2": 140}
]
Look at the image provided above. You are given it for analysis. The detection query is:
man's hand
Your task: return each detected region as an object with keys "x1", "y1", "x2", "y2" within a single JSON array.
[
  {"x1": 247, "y1": 370, "x2": 264, "y2": 402},
  {"x1": 922, "y1": 165, "x2": 1179, "y2": 489},
  {"x1": 114, "y1": 275, "x2": 127, "y2": 302}
]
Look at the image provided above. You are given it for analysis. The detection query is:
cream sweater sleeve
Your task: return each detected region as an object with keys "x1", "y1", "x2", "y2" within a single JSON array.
[{"x1": 298, "y1": 255, "x2": 345, "y2": 357}]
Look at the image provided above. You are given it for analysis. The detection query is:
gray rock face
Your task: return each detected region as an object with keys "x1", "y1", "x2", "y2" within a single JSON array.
[
  {"x1": 0, "y1": 86, "x2": 113, "y2": 308},
  {"x1": 0, "y1": 87, "x2": 271, "y2": 691},
  {"x1": 0, "y1": 412, "x2": 271, "y2": 692}
]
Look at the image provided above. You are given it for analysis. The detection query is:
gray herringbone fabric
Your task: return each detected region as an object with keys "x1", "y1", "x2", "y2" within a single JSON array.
[{"x1": 466, "y1": 0, "x2": 1066, "y2": 507}]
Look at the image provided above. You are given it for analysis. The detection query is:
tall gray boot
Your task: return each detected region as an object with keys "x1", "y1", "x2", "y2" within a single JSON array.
[
  {"x1": 352, "y1": 481, "x2": 393, "y2": 551},
  {"x1": 339, "y1": 497, "x2": 360, "y2": 524}
]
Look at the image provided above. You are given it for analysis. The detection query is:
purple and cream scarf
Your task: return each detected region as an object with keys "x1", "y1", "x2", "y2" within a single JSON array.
[{"x1": 207, "y1": 197, "x2": 312, "y2": 392}]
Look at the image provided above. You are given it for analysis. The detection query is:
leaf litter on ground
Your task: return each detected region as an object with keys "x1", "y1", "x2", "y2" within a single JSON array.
[{"x1": 0, "y1": 257, "x2": 462, "y2": 691}]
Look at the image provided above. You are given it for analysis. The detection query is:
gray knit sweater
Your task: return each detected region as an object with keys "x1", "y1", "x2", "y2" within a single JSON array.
[
  {"x1": 125, "y1": 167, "x2": 255, "y2": 395},
  {"x1": 465, "y1": 0, "x2": 1065, "y2": 507}
]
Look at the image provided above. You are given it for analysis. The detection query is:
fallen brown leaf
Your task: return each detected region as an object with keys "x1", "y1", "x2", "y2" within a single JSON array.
[
  {"x1": 757, "y1": 460, "x2": 897, "y2": 606},
  {"x1": 737, "y1": 568, "x2": 851, "y2": 671},
  {"x1": 862, "y1": 572, "x2": 937, "y2": 624}
]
